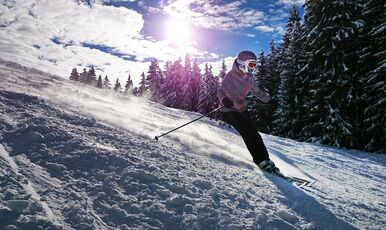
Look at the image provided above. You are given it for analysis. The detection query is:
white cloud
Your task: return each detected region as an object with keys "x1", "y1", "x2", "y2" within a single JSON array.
[
  {"x1": 279, "y1": 0, "x2": 305, "y2": 5},
  {"x1": 104, "y1": 0, "x2": 136, "y2": 2},
  {"x1": 164, "y1": 0, "x2": 265, "y2": 31},
  {"x1": 255, "y1": 25, "x2": 275, "y2": 32},
  {"x1": 0, "y1": 0, "x2": 215, "y2": 85},
  {"x1": 274, "y1": 25, "x2": 285, "y2": 34}
]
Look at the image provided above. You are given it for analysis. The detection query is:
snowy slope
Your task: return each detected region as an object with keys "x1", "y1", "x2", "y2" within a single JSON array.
[{"x1": 0, "y1": 58, "x2": 385, "y2": 230}]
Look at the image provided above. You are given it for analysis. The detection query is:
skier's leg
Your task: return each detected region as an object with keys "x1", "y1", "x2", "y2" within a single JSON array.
[
  {"x1": 221, "y1": 112, "x2": 269, "y2": 164},
  {"x1": 226, "y1": 113, "x2": 269, "y2": 164},
  {"x1": 239, "y1": 112, "x2": 270, "y2": 164}
]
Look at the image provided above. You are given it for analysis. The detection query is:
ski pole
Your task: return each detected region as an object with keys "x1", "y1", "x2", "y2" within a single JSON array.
[{"x1": 154, "y1": 106, "x2": 224, "y2": 140}]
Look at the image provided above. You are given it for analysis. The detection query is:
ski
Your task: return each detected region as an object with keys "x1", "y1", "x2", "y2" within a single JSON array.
[
  {"x1": 263, "y1": 170, "x2": 316, "y2": 188},
  {"x1": 285, "y1": 175, "x2": 316, "y2": 188}
]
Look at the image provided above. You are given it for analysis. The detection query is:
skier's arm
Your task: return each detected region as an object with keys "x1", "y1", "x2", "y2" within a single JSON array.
[
  {"x1": 217, "y1": 86, "x2": 227, "y2": 102},
  {"x1": 251, "y1": 80, "x2": 271, "y2": 103},
  {"x1": 217, "y1": 73, "x2": 233, "y2": 102}
]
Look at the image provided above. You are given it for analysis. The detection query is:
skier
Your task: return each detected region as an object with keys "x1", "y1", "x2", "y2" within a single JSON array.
[{"x1": 217, "y1": 50, "x2": 281, "y2": 174}]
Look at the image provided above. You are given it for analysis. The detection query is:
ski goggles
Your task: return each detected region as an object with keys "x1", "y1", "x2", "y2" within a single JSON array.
[{"x1": 237, "y1": 59, "x2": 257, "y2": 69}]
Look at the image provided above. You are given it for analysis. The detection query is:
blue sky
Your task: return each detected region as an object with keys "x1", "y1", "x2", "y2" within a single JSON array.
[{"x1": 0, "y1": 0, "x2": 304, "y2": 84}]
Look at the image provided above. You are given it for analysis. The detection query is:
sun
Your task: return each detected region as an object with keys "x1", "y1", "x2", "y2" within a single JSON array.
[{"x1": 166, "y1": 18, "x2": 191, "y2": 46}]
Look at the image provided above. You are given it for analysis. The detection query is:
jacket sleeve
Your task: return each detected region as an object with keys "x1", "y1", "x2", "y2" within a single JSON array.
[
  {"x1": 217, "y1": 85, "x2": 227, "y2": 102},
  {"x1": 217, "y1": 73, "x2": 231, "y2": 102},
  {"x1": 251, "y1": 79, "x2": 271, "y2": 103}
]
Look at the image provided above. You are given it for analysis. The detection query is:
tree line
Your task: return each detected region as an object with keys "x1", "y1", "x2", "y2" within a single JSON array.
[
  {"x1": 251, "y1": 0, "x2": 385, "y2": 153},
  {"x1": 68, "y1": 57, "x2": 225, "y2": 118},
  {"x1": 69, "y1": 66, "x2": 140, "y2": 95}
]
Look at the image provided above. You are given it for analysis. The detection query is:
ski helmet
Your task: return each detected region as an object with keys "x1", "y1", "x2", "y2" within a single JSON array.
[{"x1": 236, "y1": 50, "x2": 257, "y2": 75}]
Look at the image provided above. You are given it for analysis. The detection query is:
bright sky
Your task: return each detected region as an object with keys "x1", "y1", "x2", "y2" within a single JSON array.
[{"x1": 0, "y1": 0, "x2": 304, "y2": 85}]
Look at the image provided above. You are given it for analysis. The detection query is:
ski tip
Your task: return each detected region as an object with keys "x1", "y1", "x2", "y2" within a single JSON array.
[{"x1": 154, "y1": 136, "x2": 159, "y2": 141}]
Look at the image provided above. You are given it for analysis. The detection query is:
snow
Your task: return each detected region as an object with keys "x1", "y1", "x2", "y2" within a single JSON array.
[{"x1": 0, "y1": 58, "x2": 385, "y2": 229}]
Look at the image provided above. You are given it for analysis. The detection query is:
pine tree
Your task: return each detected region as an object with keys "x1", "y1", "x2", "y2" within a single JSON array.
[
  {"x1": 198, "y1": 63, "x2": 219, "y2": 116},
  {"x1": 302, "y1": 0, "x2": 362, "y2": 148},
  {"x1": 146, "y1": 59, "x2": 163, "y2": 101},
  {"x1": 218, "y1": 60, "x2": 227, "y2": 83},
  {"x1": 257, "y1": 50, "x2": 268, "y2": 90},
  {"x1": 181, "y1": 54, "x2": 193, "y2": 111},
  {"x1": 137, "y1": 72, "x2": 148, "y2": 96},
  {"x1": 357, "y1": 0, "x2": 386, "y2": 152},
  {"x1": 198, "y1": 64, "x2": 209, "y2": 114},
  {"x1": 266, "y1": 40, "x2": 280, "y2": 97},
  {"x1": 247, "y1": 49, "x2": 272, "y2": 132},
  {"x1": 124, "y1": 74, "x2": 134, "y2": 94},
  {"x1": 190, "y1": 59, "x2": 202, "y2": 112},
  {"x1": 78, "y1": 68, "x2": 88, "y2": 83},
  {"x1": 160, "y1": 59, "x2": 183, "y2": 108},
  {"x1": 96, "y1": 75, "x2": 103, "y2": 88},
  {"x1": 86, "y1": 66, "x2": 97, "y2": 86},
  {"x1": 295, "y1": 1, "x2": 318, "y2": 141},
  {"x1": 207, "y1": 64, "x2": 220, "y2": 116},
  {"x1": 159, "y1": 61, "x2": 172, "y2": 105},
  {"x1": 274, "y1": 6, "x2": 303, "y2": 138},
  {"x1": 103, "y1": 75, "x2": 111, "y2": 89},
  {"x1": 69, "y1": 68, "x2": 79, "y2": 81},
  {"x1": 114, "y1": 78, "x2": 121, "y2": 92},
  {"x1": 266, "y1": 39, "x2": 281, "y2": 130}
]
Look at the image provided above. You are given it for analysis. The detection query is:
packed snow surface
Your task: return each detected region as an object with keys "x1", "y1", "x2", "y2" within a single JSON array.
[{"x1": 0, "y1": 59, "x2": 385, "y2": 229}]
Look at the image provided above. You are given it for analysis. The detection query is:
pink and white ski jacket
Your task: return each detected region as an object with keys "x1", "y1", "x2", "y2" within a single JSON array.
[{"x1": 217, "y1": 60, "x2": 271, "y2": 113}]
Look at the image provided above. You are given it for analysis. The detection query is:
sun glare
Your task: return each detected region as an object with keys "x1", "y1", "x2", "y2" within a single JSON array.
[{"x1": 166, "y1": 18, "x2": 191, "y2": 46}]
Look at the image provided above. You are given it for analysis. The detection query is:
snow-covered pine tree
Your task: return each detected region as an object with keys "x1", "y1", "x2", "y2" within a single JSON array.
[
  {"x1": 294, "y1": 12, "x2": 317, "y2": 141},
  {"x1": 247, "y1": 49, "x2": 272, "y2": 133},
  {"x1": 146, "y1": 59, "x2": 163, "y2": 102},
  {"x1": 218, "y1": 60, "x2": 227, "y2": 83},
  {"x1": 69, "y1": 68, "x2": 79, "y2": 81},
  {"x1": 124, "y1": 74, "x2": 134, "y2": 94},
  {"x1": 190, "y1": 59, "x2": 201, "y2": 112},
  {"x1": 171, "y1": 59, "x2": 184, "y2": 108},
  {"x1": 159, "y1": 61, "x2": 172, "y2": 106},
  {"x1": 198, "y1": 63, "x2": 209, "y2": 115},
  {"x1": 302, "y1": 0, "x2": 362, "y2": 148},
  {"x1": 137, "y1": 72, "x2": 148, "y2": 96},
  {"x1": 113, "y1": 78, "x2": 122, "y2": 93},
  {"x1": 266, "y1": 40, "x2": 281, "y2": 131},
  {"x1": 181, "y1": 54, "x2": 193, "y2": 111},
  {"x1": 266, "y1": 40, "x2": 280, "y2": 98},
  {"x1": 295, "y1": 0, "x2": 319, "y2": 141},
  {"x1": 274, "y1": 6, "x2": 303, "y2": 138},
  {"x1": 198, "y1": 63, "x2": 219, "y2": 117},
  {"x1": 257, "y1": 49, "x2": 268, "y2": 91},
  {"x1": 96, "y1": 75, "x2": 103, "y2": 88},
  {"x1": 160, "y1": 59, "x2": 183, "y2": 108},
  {"x1": 207, "y1": 65, "x2": 220, "y2": 117},
  {"x1": 78, "y1": 68, "x2": 88, "y2": 83},
  {"x1": 357, "y1": 0, "x2": 386, "y2": 152},
  {"x1": 86, "y1": 66, "x2": 97, "y2": 86},
  {"x1": 103, "y1": 75, "x2": 111, "y2": 89}
]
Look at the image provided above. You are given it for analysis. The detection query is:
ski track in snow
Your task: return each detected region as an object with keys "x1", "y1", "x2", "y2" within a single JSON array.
[
  {"x1": 0, "y1": 58, "x2": 385, "y2": 229},
  {"x1": 0, "y1": 145, "x2": 55, "y2": 219}
]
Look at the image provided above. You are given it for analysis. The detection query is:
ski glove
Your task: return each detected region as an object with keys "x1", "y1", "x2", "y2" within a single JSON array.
[{"x1": 222, "y1": 97, "x2": 234, "y2": 108}]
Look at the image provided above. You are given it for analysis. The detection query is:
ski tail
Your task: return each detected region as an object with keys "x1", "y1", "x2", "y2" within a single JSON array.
[
  {"x1": 285, "y1": 175, "x2": 316, "y2": 188},
  {"x1": 264, "y1": 170, "x2": 316, "y2": 188}
]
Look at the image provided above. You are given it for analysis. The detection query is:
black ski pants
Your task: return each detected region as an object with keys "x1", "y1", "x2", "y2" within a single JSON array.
[{"x1": 221, "y1": 111, "x2": 269, "y2": 165}]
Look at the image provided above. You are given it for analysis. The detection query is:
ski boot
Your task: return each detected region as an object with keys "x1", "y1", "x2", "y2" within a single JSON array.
[{"x1": 258, "y1": 160, "x2": 284, "y2": 177}]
